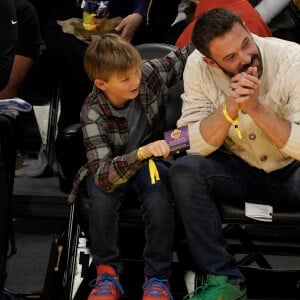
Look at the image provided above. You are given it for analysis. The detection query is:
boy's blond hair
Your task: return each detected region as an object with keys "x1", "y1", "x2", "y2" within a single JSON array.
[{"x1": 84, "y1": 33, "x2": 142, "y2": 82}]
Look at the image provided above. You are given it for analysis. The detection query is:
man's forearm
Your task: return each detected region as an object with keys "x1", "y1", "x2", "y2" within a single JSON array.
[{"x1": 246, "y1": 101, "x2": 291, "y2": 148}]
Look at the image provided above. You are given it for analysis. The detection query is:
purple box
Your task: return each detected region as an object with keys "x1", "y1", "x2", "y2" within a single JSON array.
[{"x1": 164, "y1": 125, "x2": 190, "y2": 155}]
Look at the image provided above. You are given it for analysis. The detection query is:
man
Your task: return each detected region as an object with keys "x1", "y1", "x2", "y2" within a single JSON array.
[
  {"x1": 0, "y1": 3, "x2": 18, "y2": 297},
  {"x1": 0, "y1": 0, "x2": 41, "y2": 217},
  {"x1": 0, "y1": 0, "x2": 41, "y2": 99},
  {"x1": 170, "y1": 8, "x2": 300, "y2": 300},
  {"x1": 0, "y1": 0, "x2": 41, "y2": 298},
  {"x1": 0, "y1": 0, "x2": 41, "y2": 187}
]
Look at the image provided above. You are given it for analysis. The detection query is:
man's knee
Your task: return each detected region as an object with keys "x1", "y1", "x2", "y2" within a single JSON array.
[{"x1": 171, "y1": 154, "x2": 209, "y2": 180}]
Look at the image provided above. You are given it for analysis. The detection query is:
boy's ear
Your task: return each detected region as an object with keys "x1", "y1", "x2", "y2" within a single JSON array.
[
  {"x1": 94, "y1": 79, "x2": 106, "y2": 90},
  {"x1": 203, "y1": 57, "x2": 218, "y2": 69}
]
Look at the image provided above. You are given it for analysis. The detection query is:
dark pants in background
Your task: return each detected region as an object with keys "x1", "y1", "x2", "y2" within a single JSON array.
[{"x1": 0, "y1": 115, "x2": 18, "y2": 299}]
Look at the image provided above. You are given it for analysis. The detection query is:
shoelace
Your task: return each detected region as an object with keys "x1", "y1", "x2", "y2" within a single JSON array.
[
  {"x1": 89, "y1": 273, "x2": 125, "y2": 296},
  {"x1": 142, "y1": 277, "x2": 173, "y2": 300}
]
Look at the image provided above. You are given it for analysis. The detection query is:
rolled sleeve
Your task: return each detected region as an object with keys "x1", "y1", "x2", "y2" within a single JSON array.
[{"x1": 187, "y1": 121, "x2": 218, "y2": 155}]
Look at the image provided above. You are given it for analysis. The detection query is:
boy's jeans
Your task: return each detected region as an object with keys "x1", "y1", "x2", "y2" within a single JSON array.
[
  {"x1": 85, "y1": 159, "x2": 175, "y2": 278},
  {"x1": 170, "y1": 151, "x2": 300, "y2": 283}
]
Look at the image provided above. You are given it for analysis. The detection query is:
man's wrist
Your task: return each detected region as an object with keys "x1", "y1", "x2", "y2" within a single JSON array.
[
  {"x1": 222, "y1": 101, "x2": 242, "y2": 139},
  {"x1": 224, "y1": 100, "x2": 239, "y2": 119}
]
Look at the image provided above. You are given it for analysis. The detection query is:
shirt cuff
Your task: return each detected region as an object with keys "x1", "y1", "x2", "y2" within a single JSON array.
[{"x1": 187, "y1": 121, "x2": 218, "y2": 155}]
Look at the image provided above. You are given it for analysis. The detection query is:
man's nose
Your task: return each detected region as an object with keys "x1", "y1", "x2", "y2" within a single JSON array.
[{"x1": 239, "y1": 51, "x2": 252, "y2": 65}]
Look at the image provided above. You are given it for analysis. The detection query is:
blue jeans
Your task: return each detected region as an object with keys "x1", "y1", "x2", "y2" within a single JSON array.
[
  {"x1": 170, "y1": 151, "x2": 300, "y2": 283},
  {"x1": 85, "y1": 159, "x2": 175, "y2": 278}
]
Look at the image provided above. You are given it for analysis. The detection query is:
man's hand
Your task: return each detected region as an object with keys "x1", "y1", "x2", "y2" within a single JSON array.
[{"x1": 230, "y1": 66, "x2": 260, "y2": 113}]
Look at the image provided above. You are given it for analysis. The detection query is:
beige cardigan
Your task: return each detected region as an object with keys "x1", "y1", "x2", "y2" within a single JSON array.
[{"x1": 179, "y1": 35, "x2": 300, "y2": 172}]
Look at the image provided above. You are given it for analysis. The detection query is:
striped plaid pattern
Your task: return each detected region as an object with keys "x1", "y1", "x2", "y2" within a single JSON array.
[{"x1": 68, "y1": 43, "x2": 194, "y2": 202}]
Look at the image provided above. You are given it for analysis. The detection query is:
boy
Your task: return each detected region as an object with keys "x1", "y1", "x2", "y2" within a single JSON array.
[{"x1": 69, "y1": 33, "x2": 193, "y2": 300}]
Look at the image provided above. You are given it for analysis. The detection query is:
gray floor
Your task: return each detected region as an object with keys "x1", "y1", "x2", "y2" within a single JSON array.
[
  {"x1": 5, "y1": 218, "x2": 65, "y2": 295},
  {"x1": 5, "y1": 176, "x2": 68, "y2": 296}
]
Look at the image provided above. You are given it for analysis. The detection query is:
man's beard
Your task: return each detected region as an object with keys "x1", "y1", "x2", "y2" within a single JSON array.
[{"x1": 216, "y1": 54, "x2": 263, "y2": 78}]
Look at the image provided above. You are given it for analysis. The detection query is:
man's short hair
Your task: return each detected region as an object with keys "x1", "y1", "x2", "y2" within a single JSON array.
[{"x1": 192, "y1": 8, "x2": 245, "y2": 57}]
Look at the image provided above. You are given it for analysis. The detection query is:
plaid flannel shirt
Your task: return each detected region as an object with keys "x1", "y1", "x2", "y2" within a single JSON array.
[{"x1": 68, "y1": 43, "x2": 194, "y2": 203}]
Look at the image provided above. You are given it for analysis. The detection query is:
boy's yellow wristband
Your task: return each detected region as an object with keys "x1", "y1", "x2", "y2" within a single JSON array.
[
  {"x1": 137, "y1": 147, "x2": 160, "y2": 184},
  {"x1": 137, "y1": 147, "x2": 147, "y2": 160},
  {"x1": 222, "y1": 102, "x2": 242, "y2": 139}
]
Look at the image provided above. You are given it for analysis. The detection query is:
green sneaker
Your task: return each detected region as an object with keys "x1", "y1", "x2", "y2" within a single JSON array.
[{"x1": 184, "y1": 275, "x2": 247, "y2": 300}]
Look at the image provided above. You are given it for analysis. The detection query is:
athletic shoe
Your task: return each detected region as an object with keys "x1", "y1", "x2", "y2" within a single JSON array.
[
  {"x1": 143, "y1": 277, "x2": 173, "y2": 300},
  {"x1": 88, "y1": 265, "x2": 124, "y2": 300},
  {"x1": 184, "y1": 275, "x2": 247, "y2": 300}
]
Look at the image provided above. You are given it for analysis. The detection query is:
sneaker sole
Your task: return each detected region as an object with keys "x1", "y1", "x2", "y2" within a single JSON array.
[
  {"x1": 235, "y1": 291, "x2": 247, "y2": 300},
  {"x1": 217, "y1": 292, "x2": 247, "y2": 300}
]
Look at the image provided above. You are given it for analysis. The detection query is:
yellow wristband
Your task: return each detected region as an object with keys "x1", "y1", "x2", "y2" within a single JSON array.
[
  {"x1": 222, "y1": 102, "x2": 242, "y2": 139},
  {"x1": 137, "y1": 147, "x2": 147, "y2": 160}
]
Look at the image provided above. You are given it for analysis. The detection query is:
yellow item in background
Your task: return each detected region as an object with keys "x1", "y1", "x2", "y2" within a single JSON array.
[
  {"x1": 83, "y1": 11, "x2": 97, "y2": 30},
  {"x1": 293, "y1": 0, "x2": 300, "y2": 9},
  {"x1": 58, "y1": 17, "x2": 122, "y2": 43}
]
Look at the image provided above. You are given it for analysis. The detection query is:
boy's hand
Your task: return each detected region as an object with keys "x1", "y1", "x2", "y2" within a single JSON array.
[{"x1": 139, "y1": 140, "x2": 171, "y2": 159}]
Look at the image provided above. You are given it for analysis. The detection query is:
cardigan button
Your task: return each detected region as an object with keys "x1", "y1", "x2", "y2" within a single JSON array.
[
  {"x1": 249, "y1": 133, "x2": 256, "y2": 140},
  {"x1": 260, "y1": 155, "x2": 268, "y2": 162}
]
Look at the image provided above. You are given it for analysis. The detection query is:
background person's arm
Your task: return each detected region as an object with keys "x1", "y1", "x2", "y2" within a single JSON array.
[
  {"x1": 115, "y1": 0, "x2": 150, "y2": 41},
  {"x1": 0, "y1": 0, "x2": 18, "y2": 91},
  {"x1": 255, "y1": 0, "x2": 290, "y2": 24},
  {"x1": 0, "y1": 55, "x2": 33, "y2": 99}
]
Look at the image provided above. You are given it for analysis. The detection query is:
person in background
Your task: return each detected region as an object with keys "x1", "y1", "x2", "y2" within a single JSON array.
[
  {"x1": 174, "y1": 0, "x2": 272, "y2": 48},
  {"x1": 1, "y1": 0, "x2": 41, "y2": 100},
  {"x1": 253, "y1": 0, "x2": 290, "y2": 24},
  {"x1": 0, "y1": 0, "x2": 18, "y2": 92},
  {"x1": 253, "y1": 0, "x2": 300, "y2": 43},
  {"x1": 68, "y1": 33, "x2": 193, "y2": 300},
  {"x1": 0, "y1": 2, "x2": 18, "y2": 297},
  {"x1": 45, "y1": 0, "x2": 153, "y2": 133},
  {"x1": 0, "y1": 0, "x2": 41, "y2": 204},
  {"x1": 166, "y1": 0, "x2": 198, "y2": 45},
  {"x1": 0, "y1": 0, "x2": 41, "y2": 298},
  {"x1": 170, "y1": 8, "x2": 300, "y2": 300}
]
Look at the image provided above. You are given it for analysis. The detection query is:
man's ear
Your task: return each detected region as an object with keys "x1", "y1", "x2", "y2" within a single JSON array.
[
  {"x1": 243, "y1": 21, "x2": 250, "y2": 33},
  {"x1": 203, "y1": 57, "x2": 218, "y2": 69},
  {"x1": 94, "y1": 78, "x2": 106, "y2": 90}
]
